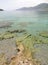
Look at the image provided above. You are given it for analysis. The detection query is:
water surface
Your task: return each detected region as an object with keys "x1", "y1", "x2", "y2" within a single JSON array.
[{"x1": 0, "y1": 11, "x2": 48, "y2": 65}]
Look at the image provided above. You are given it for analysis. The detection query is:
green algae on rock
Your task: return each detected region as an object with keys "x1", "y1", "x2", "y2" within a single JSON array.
[
  {"x1": 39, "y1": 31, "x2": 48, "y2": 38},
  {"x1": 0, "y1": 32, "x2": 16, "y2": 40},
  {"x1": 0, "y1": 31, "x2": 48, "y2": 65},
  {"x1": 9, "y1": 42, "x2": 40, "y2": 65},
  {"x1": 0, "y1": 53, "x2": 7, "y2": 65},
  {"x1": 7, "y1": 29, "x2": 26, "y2": 33},
  {"x1": 16, "y1": 34, "x2": 37, "y2": 57},
  {"x1": 0, "y1": 29, "x2": 26, "y2": 40}
]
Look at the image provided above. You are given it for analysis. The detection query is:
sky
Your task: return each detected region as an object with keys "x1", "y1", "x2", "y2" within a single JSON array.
[{"x1": 0, "y1": 0, "x2": 48, "y2": 10}]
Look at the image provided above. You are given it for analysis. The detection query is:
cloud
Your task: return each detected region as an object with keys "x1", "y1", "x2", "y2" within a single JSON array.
[
  {"x1": 0, "y1": 0, "x2": 48, "y2": 10},
  {"x1": 44, "y1": 0, "x2": 48, "y2": 2}
]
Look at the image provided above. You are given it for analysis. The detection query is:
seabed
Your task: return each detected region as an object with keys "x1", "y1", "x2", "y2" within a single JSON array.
[{"x1": 0, "y1": 29, "x2": 48, "y2": 65}]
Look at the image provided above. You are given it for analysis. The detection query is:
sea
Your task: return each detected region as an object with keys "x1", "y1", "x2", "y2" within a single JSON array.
[
  {"x1": 0, "y1": 11, "x2": 48, "y2": 34},
  {"x1": 0, "y1": 11, "x2": 48, "y2": 65}
]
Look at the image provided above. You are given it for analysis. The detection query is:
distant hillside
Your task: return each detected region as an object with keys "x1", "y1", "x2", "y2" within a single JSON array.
[
  {"x1": 16, "y1": 3, "x2": 48, "y2": 11},
  {"x1": 0, "y1": 9, "x2": 4, "y2": 11}
]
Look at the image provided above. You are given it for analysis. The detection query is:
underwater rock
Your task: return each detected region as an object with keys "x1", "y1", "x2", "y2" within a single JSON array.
[
  {"x1": 18, "y1": 22, "x2": 33, "y2": 27},
  {"x1": 9, "y1": 44, "x2": 40, "y2": 65},
  {"x1": 0, "y1": 32, "x2": 16, "y2": 40},
  {"x1": 0, "y1": 22, "x2": 13, "y2": 28},
  {"x1": 7, "y1": 29, "x2": 26, "y2": 33},
  {"x1": 3, "y1": 33, "x2": 15, "y2": 39},
  {"x1": 0, "y1": 53, "x2": 7, "y2": 65},
  {"x1": 10, "y1": 57, "x2": 33, "y2": 65},
  {"x1": 0, "y1": 33, "x2": 41, "y2": 65},
  {"x1": 39, "y1": 31, "x2": 48, "y2": 38},
  {"x1": 9, "y1": 43, "x2": 40, "y2": 65},
  {"x1": 16, "y1": 44, "x2": 24, "y2": 54}
]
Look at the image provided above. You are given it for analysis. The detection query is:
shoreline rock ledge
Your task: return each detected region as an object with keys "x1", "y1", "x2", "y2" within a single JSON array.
[{"x1": 9, "y1": 44, "x2": 40, "y2": 65}]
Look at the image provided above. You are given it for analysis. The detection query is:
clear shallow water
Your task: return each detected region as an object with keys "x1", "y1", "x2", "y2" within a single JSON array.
[
  {"x1": 0, "y1": 11, "x2": 48, "y2": 65},
  {"x1": 0, "y1": 11, "x2": 48, "y2": 33},
  {"x1": 34, "y1": 44, "x2": 48, "y2": 65}
]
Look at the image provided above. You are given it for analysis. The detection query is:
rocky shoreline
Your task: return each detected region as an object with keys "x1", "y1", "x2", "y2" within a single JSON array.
[
  {"x1": 0, "y1": 30, "x2": 48, "y2": 65},
  {"x1": 0, "y1": 41, "x2": 40, "y2": 65}
]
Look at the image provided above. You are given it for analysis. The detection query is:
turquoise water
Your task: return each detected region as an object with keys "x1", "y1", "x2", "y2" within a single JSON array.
[
  {"x1": 0, "y1": 11, "x2": 48, "y2": 65},
  {"x1": 0, "y1": 11, "x2": 48, "y2": 34}
]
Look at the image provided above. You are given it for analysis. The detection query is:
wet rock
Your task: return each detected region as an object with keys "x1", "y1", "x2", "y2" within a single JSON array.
[
  {"x1": 16, "y1": 44, "x2": 24, "y2": 54},
  {"x1": 39, "y1": 31, "x2": 48, "y2": 38},
  {"x1": 0, "y1": 32, "x2": 16, "y2": 40},
  {"x1": 0, "y1": 53, "x2": 7, "y2": 65},
  {"x1": 0, "y1": 22, "x2": 13, "y2": 28},
  {"x1": 9, "y1": 44, "x2": 40, "y2": 65},
  {"x1": 18, "y1": 22, "x2": 33, "y2": 27},
  {"x1": 7, "y1": 29, "x2": 26, "y2": 33}
]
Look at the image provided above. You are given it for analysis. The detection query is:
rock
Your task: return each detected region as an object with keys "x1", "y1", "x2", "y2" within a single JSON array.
[
  {"x1": 7, "y1": 29, "x2": 26, "y2": 33},
  {"x1": 39, "y1": 31, "x2": 48, "y2": 38},
  {"x1": 9, "y1": 52, "x2": 34, "y2": 65},
  {"x1": 16, "y1": 44, "x2": 24, "y2": 54},
  {"x1": 9, "y1": 51, "x2": 40, "y2": 65},
  {"x1": 0, "y1": 53, "x2": 7, "y2": 65},
  {"x1": 9, "y1": 43, "x2": 40, "y2": 65},
  {"x1": 0, "y1": 32, "x2": 16, "y2": 40},
  {"x1": 0, "y1": 22, "x2": 13, "y2": 28}
]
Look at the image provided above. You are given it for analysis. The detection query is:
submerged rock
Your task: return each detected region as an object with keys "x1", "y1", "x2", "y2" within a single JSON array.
[
  {"x1": 0, "y1": 32, "x2": 41, "y2": 65},
  {"x1": 0, "y1": 53, "x2": 7, "y2": 65},
  {"x1": 18, "y1": 22, "x2": 33, "y2": 27},
  {"x1": 39, "y1": 31, "x2": 48, "y2": 38},
  {"x1": 9, "y1": 44, "x2": 40, "y2": 65},
  {"x1": 7, "y1": 29, "x2": 26, "y2": 33},
  {"x1": 0, "y1": 22, "x2": 13, "y2": 28},
  {"x1": 0, "y1": 32, "x2": 16, "y2": 40}
]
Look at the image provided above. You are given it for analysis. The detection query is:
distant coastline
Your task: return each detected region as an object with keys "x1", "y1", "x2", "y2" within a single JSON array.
[
  {"x1": 16, "y1": 3, "x2": 48, "y2": 11},
  {"x1": 0, "y1": 9, "x2": 4, "y2": 11}
]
